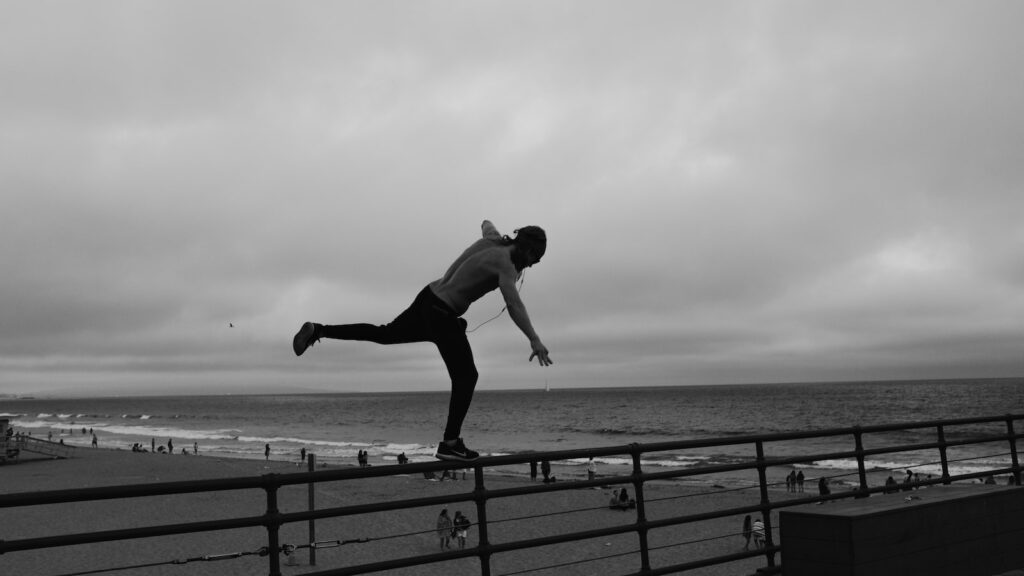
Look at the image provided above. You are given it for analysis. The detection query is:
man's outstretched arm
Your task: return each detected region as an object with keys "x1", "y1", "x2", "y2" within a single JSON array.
[{"x1": 499, "y1": 275, "x2": 553, "y2": 366}]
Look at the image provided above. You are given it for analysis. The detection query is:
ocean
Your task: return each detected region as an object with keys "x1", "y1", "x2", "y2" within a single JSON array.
[{"x1": 4, "y1": 378, "x2": 1023, "y2": 489}]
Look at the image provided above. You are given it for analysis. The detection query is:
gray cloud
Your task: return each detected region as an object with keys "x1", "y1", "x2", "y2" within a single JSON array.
[{"x1": 2, "y1": 1, "x2": 1023, "y2": 396}]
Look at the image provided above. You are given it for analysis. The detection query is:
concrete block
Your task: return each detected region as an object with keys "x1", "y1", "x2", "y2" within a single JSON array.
[{"x1": 780, "y1": 485, "x2": 1024, "y2": 576}]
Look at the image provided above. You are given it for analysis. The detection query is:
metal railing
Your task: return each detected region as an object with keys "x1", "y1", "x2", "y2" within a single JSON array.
[{"x1": 2, "y1": 413, "x2": 1022, "y2": 576}]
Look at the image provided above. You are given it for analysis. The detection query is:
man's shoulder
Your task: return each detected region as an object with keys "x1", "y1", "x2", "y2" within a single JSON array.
[{"x1": 465, "y1": 241, "x2": 514, "y2": 268}]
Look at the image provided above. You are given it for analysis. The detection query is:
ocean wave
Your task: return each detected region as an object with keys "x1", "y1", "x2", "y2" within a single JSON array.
[
  {"x1": 9, "y1": 419, "x2": 78, "y2": 430},
  {"x1": 234, "y1": 435, "x2": 373, "y2": 447},
  {"x1": 802, "y1": 457, "x2": 1014, "y2": 479}
]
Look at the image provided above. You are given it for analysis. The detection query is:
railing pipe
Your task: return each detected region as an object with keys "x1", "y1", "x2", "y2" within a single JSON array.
[
  {"x1": 630, "y1": 443, "x2": 651, "y2": 573},
  {"x1": 308, "y1": 454, "x2": 317, "y2": 566},
  {"x1": 754, "y1": 440, "x2": 776, "y2": 568},
  {"x1": 1006, "y1": 416, "x2": 1021, "y2": 486},
  {"x1": 264, "y1": 475, "x2": 282, "y2": 576},
  {"x1": 473, "y1": 464, "x2": 492, "y2": 576},
  {"x1": 5, "y1": 413, "x2": 1024, "y2": 576},
  {"x1": 854, "y1": 428, "x2": 869, "y2": 498},
  {"x1": 937, "y1": 424, "x2": 951, "y2": 483}
]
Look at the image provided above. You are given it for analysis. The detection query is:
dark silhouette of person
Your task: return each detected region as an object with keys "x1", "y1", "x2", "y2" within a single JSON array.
[{"x1": 293, "y1": 221, "x2": 551, "y2": 462}]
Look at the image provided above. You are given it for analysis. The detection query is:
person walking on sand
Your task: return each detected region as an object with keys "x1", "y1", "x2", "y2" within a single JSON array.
[
  {"x1": 293, "y1": 220, "x2": 552, "y2": 462},
  {"x1": 587, "y1": 457, "x2": 597, "y2": 481},
  {"x1": 436, "y1": 509, "x2": 453, "y2": 550},
  {"x1": 453, "y1": 511, "x2": 471, "y2": 549},
  {"x1": 265, "y1": 443, "x2": 270, "y2": 461}
]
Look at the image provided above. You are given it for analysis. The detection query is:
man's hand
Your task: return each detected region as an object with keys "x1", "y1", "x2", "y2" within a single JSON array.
[
  {"x1": 481, "y1": 220, "x2": 501, "y2": 240},
  {"x1": 529, "y1": 339, "x2": 553, "y2": 366}
]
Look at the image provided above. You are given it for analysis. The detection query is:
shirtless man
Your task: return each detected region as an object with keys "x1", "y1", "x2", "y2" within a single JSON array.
[{"x1": 292, "y1": 220, "x2": 552, "y2": 462}]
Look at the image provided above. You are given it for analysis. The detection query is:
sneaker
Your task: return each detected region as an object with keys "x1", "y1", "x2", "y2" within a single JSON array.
[
  {"x1": 435, "y1": 438, "x2": 480, "y2": 462},
  {"x1": 293, "y1": 322, "x2": 320, "y2": 356}
]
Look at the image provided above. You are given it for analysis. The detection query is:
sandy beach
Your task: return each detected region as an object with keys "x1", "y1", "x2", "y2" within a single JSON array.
[{"x1": 1, "y1": 448, "x2": 786, "y2": 576}]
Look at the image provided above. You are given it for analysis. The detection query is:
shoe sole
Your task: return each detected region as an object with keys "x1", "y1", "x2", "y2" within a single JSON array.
[{"x1": 293, "y1": 322, "x2": 314, "y2": 356}]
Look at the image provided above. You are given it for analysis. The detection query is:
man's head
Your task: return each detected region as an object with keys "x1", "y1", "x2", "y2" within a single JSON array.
[{"x1": 511, "y1": 226, "x2": 546, "y2": 271}]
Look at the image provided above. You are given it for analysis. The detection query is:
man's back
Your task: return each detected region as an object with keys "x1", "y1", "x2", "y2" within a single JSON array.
[{"x1": 430, "y1": 237, "x2": 514, "y2": 315}]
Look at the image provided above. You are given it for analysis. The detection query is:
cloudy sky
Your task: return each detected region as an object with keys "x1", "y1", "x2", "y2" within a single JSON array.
[{"x1": 2, "y1": 1, "x2": 1022, "y2": 397}]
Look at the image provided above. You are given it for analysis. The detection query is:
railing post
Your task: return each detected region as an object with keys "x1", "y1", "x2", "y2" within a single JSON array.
[
  {"x1": 473, "y1": 464, "x2": 491, "y2": 576},
  {"x1": 264, "y1": 475, "x2": 282, "y2": 576},
  {"x1": 937, "y1": 425, "x2": 951, "y2": 484},
  {"x1": 853, "y1": 428, "x2": 869, "y2": 498},
  {"x1": 1006, "y1": 416, "x2": 1021, "y2": 486},
  {"x1": 630, "y1": 444, "x2": 651, "y2": 573},
  {"x1": 308, "y1": 454, "x2": 317, "y2": 566},
  {"x1": 754, "y1": 441, "x2": 776, "y2": 568}
]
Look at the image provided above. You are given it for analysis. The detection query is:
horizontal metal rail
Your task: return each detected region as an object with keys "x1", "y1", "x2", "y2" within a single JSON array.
[{"x1": 2, "y1": 413, "x2": 1021, "y2": 576}]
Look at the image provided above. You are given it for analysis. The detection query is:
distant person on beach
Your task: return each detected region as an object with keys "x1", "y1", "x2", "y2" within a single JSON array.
[
  {"x1": 301, "y1": 447, "x2": 307, "y2": 462},
  {"x1": 541, "y1": 459, "x2": 552, "y2": 483},
  {"x1": 265, "y1": 443, "x2": 270, "y2": 460},
  {"x1": 293, "y1": 220, "x2": 552, "y2": 463},
  {"x1": 151, "y1": 438, "x2": 155, "y2": 452},
  {"x1": 884, "y1": 475, "x2": 898, "y2": 493},
  {"x1": 436, "y1": 509, "x2": 453, "y2": 550},
  {"x1": 167, "y1": 438, "x2": 173, "y2": 453},
  {"x1": 818, "y1": 477, "x2": 830, "y2": 499},
  {"x1": 796, "y1": 470, "x2": 804, "y2": 492},
  {"x1": 609, "y1": 488, "x2": 635, "y2": 510},
  {"x1": 530, "y1": 460, "x2": 538, "y2": 481},
  {"x1": 453, "y1": 511, "x2": 471, "y2": 549},
  {"x1": 193, "y1": 442, "x2": 198, "y2": 455},
  {"x1": 91, "y1": 434, "x2": 98, "y2": 448},
  {"x1": 752, "y1": 518, "x2": 765, "y2": 549},
  {"x1": 587, "y1": 457, "x2": 597, "y2": 481}
]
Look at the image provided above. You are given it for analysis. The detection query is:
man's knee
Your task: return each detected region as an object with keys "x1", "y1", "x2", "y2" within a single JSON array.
[{"x1": 457, "y1": 366, "x2": 479, "y2": 388}]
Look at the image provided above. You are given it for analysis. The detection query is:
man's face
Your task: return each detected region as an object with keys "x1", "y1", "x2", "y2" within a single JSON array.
[{"x1": 524, "y1": 245, "x2": 544, "y2": 268}]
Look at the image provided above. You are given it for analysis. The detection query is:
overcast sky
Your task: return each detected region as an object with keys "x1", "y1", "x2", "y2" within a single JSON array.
[{"x1": 2, "y1": 1, "x2": 1022, "y2": 397}]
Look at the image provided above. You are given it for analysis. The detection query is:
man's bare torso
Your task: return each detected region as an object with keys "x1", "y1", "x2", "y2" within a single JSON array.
[{"x1": 429, "y1": 237, "x2": 514, "y2": 316}]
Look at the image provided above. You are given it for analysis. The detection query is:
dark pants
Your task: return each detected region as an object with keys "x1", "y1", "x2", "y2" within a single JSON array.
[{"x1": 320, "y1": 286, "x2": 478, "y2": 441}]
